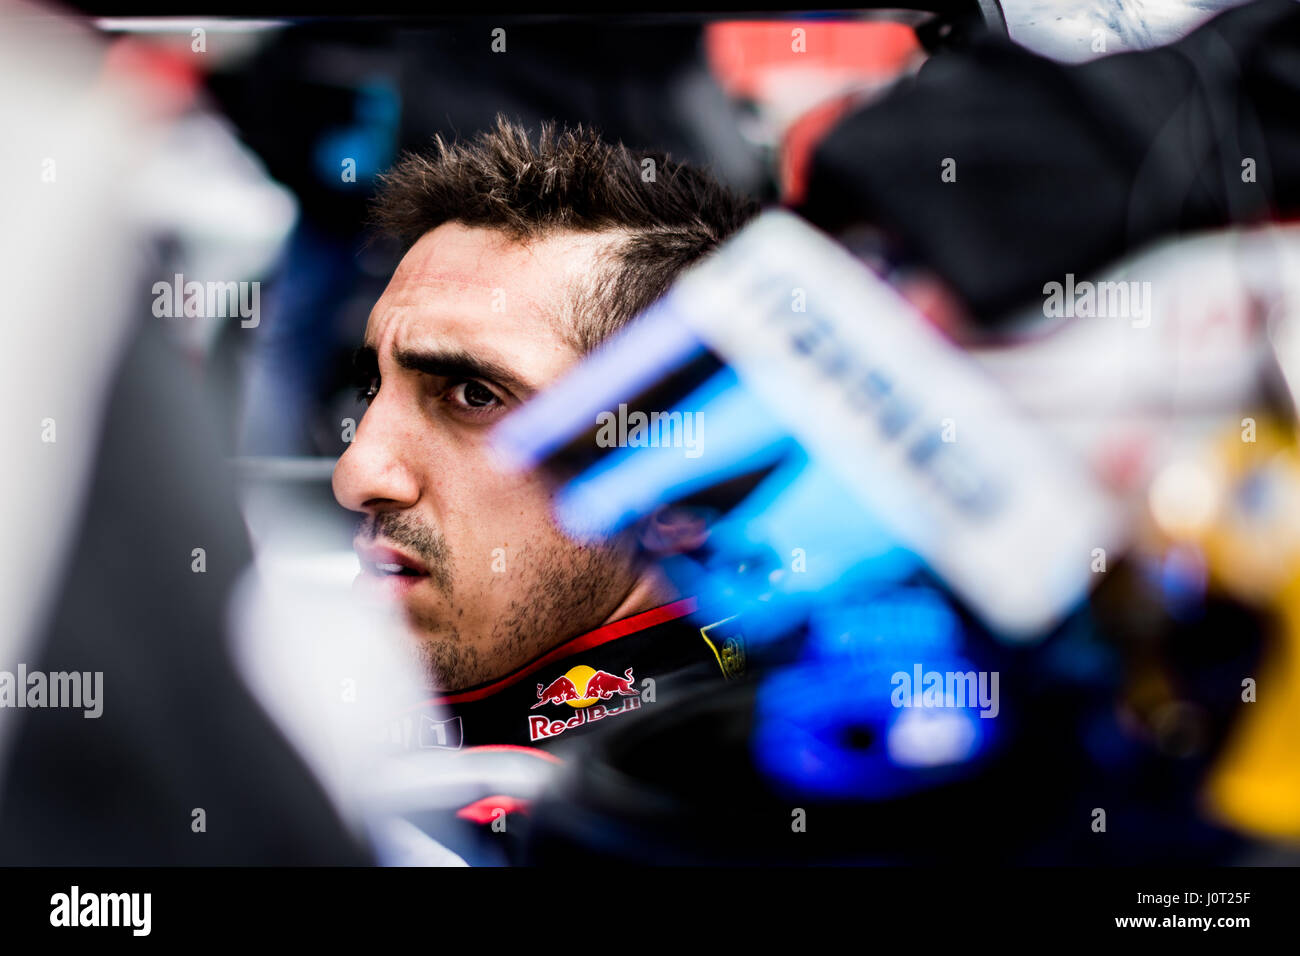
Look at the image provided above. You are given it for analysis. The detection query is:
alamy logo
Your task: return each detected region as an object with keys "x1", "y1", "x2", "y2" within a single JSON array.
[
  {"x1": 1042, "y1": 273, "x2": 1151, "y2": 328},
  {"x1": 50, "y1": 886, "x2": 150, "y2": 936},
  {"x1": 0, "y1": 665, "x2": 102, "y2": 718},
  {"x1": 595, "y1": 403, "x2": 703, "y2": 458},
  {"x1": 151, "y1": 273, "x2": 260, "y2": 328},
  {"x1": 890, "y1": 664, "x2": 999, "y2": 718}
]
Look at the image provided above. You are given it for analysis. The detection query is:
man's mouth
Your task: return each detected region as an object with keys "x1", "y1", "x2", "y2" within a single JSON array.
[
  {"x1": 354, "y1": 543, "x2": 431, "y2": 584},
  {"x1": 372, "y1": 563, "x2": 422, "y2": 577}
]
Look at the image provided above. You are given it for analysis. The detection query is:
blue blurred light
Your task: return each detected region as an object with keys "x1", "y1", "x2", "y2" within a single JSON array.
[{"x1": 751, "y1": 587, "x2": 998, "y2": 800}]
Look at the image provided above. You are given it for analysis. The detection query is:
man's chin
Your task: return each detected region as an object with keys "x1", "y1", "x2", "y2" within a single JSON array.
[{"x1": 407, "y1": 634, "x2": 487, "y2": 694}]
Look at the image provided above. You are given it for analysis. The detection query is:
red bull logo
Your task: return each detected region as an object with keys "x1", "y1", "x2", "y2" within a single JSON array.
[
  {"x1": 531, "y1": 675, "x2": 582, "y2": 709},
  {"x1": 528, "y1": 664, "x2": 644, "y2": 741}
]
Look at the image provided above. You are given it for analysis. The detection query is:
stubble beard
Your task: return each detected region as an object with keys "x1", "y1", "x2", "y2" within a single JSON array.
[{"x1": 373, "y1": 515, "x2": 639, "y2": 692}]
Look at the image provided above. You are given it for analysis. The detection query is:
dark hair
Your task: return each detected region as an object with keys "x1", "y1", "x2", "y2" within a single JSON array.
[{"x1": 370, "y1": 114, "x2": 760, "y2": 352}]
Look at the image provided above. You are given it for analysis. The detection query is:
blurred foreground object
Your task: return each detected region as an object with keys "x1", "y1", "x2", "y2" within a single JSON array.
[{"x1": 0, "y1": 1, "x2": 374, "y2": 863}]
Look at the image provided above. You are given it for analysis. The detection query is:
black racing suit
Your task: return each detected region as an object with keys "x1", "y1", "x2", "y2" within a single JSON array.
[{"x1": 384, "y1": 598, "x2": 747, "y2": 864}]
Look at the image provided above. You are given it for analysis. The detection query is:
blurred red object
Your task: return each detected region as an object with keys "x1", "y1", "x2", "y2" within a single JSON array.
[
  {"x1": 100, "y1": 36, "x2": 201, "y2": 118},
  {"x1": 706, "y1": 21, "x2": 921, "y2": 204},
  {"x1": 705, "y1": 20, "x2": 920, "y2": 99}
]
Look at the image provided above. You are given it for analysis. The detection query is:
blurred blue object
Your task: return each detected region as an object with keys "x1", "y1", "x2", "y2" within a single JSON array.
[
  {"x1": 314, "y1": 77, "x2": 400, "y2": 190},
  {"x1": 545, "y1": 358, "x2": 920, "y2": 645},
  {"x1": 751, "y1": 587, "x2": 1000, "y2": 800},
  {"x1": 655, "y1": 452, "x2": 921, "y2": 648}
]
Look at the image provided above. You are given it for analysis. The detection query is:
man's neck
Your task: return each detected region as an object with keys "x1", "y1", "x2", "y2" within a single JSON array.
[
  {"x1": 426, "y1": 569, "x2": 686, "y2": 697},
  {"x1": 601, "y1": 567, "x2": 680, "y2": 627}
]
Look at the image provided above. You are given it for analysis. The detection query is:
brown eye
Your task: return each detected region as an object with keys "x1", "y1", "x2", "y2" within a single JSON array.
[
  {"x1": 450, "y1": 380, "x2": 501, "y2": 410},
  {"x1": 357, "y1": 377, "x2": 380, "y2": 405}
]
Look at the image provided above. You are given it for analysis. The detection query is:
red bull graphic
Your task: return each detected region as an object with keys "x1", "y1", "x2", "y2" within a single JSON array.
[
  {"x1": 527, "y1": 664, "x2": 646, "y2": 742},
  {"x1": 532, "y1": 675, "x2": 582, "y2": 709},
  {"x1": 584, "y1": 667, "x2": 639, "y2": 700}
]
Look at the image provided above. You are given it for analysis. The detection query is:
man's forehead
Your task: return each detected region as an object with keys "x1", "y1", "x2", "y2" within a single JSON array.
[{"x1": 365, "y1": 223, "x2": 616, "y2": 352}]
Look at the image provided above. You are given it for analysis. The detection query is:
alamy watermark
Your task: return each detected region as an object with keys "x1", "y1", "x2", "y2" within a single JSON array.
[
  {"x1": 890, "y1": 664, "x2": 999, "y2": 718},
  {"x1": 151, "y1": 273, "x2": 260, "y2": 328},
  {"x1": 0, "y1": 665, "x2": 102, "y2": 718},
  {"x1": 595, "y1": 403, "x2": 703, "y2": 458},
  {"x1": 1043, "y1": 273, "x2": 1151, "y2": 328},
  {"x1": 50, "y1": 886, "x2": 150, "y2": 936}
]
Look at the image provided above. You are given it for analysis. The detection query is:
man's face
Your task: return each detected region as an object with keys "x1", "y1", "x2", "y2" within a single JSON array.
[{"x1": 332, "y1": 222, "x2": 643, "y2": 690}]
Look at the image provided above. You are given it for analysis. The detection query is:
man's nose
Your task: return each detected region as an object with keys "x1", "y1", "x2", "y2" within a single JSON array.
[{"x1": 332, "y1": 400, "x2": 420, "y2": 514}]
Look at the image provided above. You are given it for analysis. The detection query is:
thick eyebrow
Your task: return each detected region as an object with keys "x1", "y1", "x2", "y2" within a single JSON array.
[{"x1": 358, "y1": 343, "x2": 535, "y2": 399}]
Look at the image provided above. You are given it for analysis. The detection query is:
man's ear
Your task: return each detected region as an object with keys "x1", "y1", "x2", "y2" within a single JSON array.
[{"x1": 638, "y1": 505, "x2": 711, "y2": 556}]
